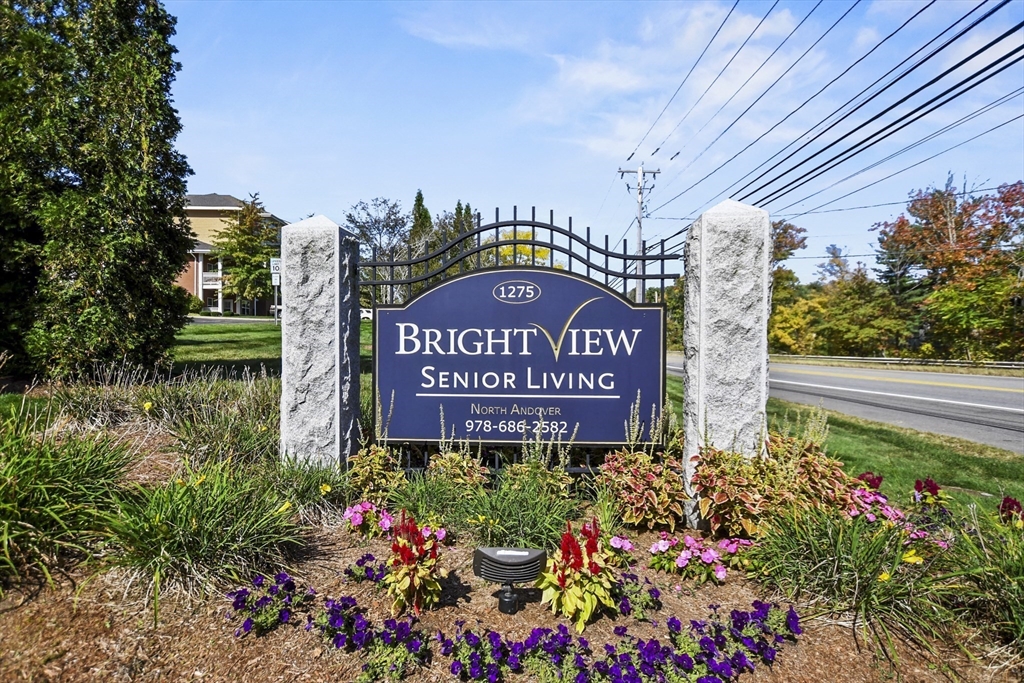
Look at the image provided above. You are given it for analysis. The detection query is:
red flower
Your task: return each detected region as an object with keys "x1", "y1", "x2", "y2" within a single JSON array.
[
  {"x1": 857, "y1": 472, "x2": 883, "y2": 490},
  {"x1": 999, "y1": 496, "x2": 1023, "y2": 522},
  {"x1": 914, "y1": 478, "x2": 940, "y2": 497},
  {"x1": 561, "y1": 523, "x2": 583, "y2": 571}
]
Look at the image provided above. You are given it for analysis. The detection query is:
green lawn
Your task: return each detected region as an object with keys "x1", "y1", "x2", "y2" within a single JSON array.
[{"x1": 172, "y1": 321, "x2": 373, "y2": 374}]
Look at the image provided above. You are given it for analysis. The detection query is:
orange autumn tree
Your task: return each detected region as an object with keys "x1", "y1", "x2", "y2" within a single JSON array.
[{"x1": 873, "y1": 177, "x2": 1023, "y2": 360}]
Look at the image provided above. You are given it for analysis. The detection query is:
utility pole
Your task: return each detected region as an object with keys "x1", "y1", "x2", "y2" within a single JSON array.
[{"x1": 617, "y1": 164, "x2": 659, "y2": 302}]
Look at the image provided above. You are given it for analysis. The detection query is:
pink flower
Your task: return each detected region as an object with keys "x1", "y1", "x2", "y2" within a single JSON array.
[
  {"x1": 378, "y1": 510, "x2": 393, "y2": 531},
  {"x1": 866, "y1": 513, "x2": 877, "y2": 523},
  {"x1": 349, "y1": 512, "x2": 363, "y2": 527},
  {"x1": 610, "y1": 536, "x2": 634, "y2": 552},
  {"x1": 359, "y1": 501, "x2": 375, "y2": 512},
  {"x1": 848, "y1": 507, "x2": 861, "y2": 517},
  {"x1": 421, "y1": 526, "x2": 432, "y2": 538},
  {"x1": 683, "y1": 535, "x2": 700, "y2": 549},
  {"x1": 435, "y1": 527, "x2": 447, "y2": 542},
  {"x1": 651, "y1": 539, "x2": 671, "y2": 554},
  {"x1": 934, "y1": 539, "x2": 949, "y2": 550},
  {"x1": 713, "y1": 564, "x2": 727, "y2": 581},
  {"x1": 675, "y1": 549, "x2": 692, "y2": 568},
  {"x1": 717, "y1": 539, "x2": 740, "y2": 554},
  {"x1": 700, "y1": 548, "x2": 719, "y2": 564}
]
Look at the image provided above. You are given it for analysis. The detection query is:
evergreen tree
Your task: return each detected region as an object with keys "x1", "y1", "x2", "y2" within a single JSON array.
[
  {"x1": 211, "y1": 194, "x2": 279, "y2": 308},
  {"x1": 2, "y1": 0, "x2": 193, "y2": 376}
]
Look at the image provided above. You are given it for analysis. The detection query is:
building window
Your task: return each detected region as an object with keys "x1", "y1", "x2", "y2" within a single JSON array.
[
  {"x1": 205, "y1": 295, "x2": 217, "y2": 308},
  {"x1": 240, "y1": 299, "x2": 251, "y2": 316},
  {"x1": 204, "y1": 258, "x2": 220, "y2": 272}
]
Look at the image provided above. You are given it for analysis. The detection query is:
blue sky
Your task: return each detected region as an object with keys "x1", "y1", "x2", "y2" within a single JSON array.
[{"x1": 166, "y1": 0, "x2": 1024, "y2": 282}]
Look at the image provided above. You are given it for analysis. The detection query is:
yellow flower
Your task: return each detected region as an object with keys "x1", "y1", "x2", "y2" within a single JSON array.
[
  {"x1": 1015, "y1": 519, "x2": 1023, "y2": 530},
  {"x1": 143, "y1": 401, "x2": 153, "y2": 412},
  {"x1": 902, "y1": 549, "x2": 924, "y2": 565},
  {"x1": 258, "y1": 424, "x2": 268, "y2": 432},
  {"x1": 276, "y1": 501, "x2": 293, "y2": 515},
  {"x1": 176, "y1": 478, "x2": 185, "y2": 486},
  {"x1": 319, "y1": 483, "x2": 332, "y2": 495},
  {"x1": 193, "y1": 474, "x2": 207, "y2": 487},
  {"x1": 878, "y1": 571, "x2": 891, "y2": 582}
]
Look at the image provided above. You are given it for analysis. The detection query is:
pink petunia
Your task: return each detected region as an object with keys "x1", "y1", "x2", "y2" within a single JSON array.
[
  {"x1": 713, "y1": 564, "x2": 727, "y2": 581},
  {"x1": 683, "y1": 535, "x2": 699, "y2": 549},
  {"x1": 435, "y1": 527, "x2": 447, "y2": 542},
  {"x1": 700, "y1": 548, "x2": 720, "y2": 564},
  {"x1": 675, "y1": 550, "x2": 692, "y2": 568},
  {"x1": 349, "y1": 512, "x2": 363, "y2": 527}
]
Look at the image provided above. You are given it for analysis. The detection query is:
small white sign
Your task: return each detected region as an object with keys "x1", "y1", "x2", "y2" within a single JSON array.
[
  {"x1": 272, "y1": 273, "x2": 281, "y2": 286},
  {"x1": 270, "y1": 257, "x2": 282, "y2": 274}
]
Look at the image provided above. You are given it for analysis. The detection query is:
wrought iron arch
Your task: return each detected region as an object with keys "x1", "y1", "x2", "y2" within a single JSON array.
[{"x1": 360, "y1": 206, "x2": 681, "y2": 307}]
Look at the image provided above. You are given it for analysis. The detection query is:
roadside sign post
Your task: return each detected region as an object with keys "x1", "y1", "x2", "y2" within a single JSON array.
[{"x1": 270, "y1": 258, "x2": 282, "y2": 325}]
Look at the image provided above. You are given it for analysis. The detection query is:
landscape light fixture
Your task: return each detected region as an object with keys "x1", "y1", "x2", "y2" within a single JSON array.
[{"x1": 472, "y1": 547, "x2": 546, "y2": 615}]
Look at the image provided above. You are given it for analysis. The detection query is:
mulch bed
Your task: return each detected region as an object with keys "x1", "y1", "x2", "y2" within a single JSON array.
[{"x1": 0, "y1": 428, "x2": 1017, "y2": 682}]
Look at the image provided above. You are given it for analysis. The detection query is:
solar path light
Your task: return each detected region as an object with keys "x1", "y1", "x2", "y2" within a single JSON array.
[{"x1": 472, "y1": 547, "x2": 546, "y2": 615}]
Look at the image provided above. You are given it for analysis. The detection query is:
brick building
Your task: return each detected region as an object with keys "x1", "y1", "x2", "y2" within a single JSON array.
[{"x1": 175, "y1": 193, "x2": 286, "y2": 315}]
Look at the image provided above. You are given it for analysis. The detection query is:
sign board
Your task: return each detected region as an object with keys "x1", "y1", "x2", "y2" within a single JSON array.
[
  {"x1": 272, "y1": 273, "x2": 281, "y2": 287},
  {"x1": 374, "y1": 269, "x2": 664, "y2": 444},
  {"x1": 270, "y1": 257, "x2": 282, "y2": 274}
]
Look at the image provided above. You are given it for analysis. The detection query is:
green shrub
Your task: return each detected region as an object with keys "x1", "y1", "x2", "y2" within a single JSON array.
[
  {"x1": 465, "y1": 467, "x2": 579, "y2": 550},
  {"x1": 107, "y1": 460, "x2": 302, "y2": 616},
  {"x1": 166, "y1": 369, "x2": 280, "y2": 466},
  {"x1": 267, "y1": 458, "x2": 351, "y2": 524},
  {"x1": 347, "y1": 444, "x2": 406, "y2": 504},
  {"x1": 426, "y1": 451, "x2": 489, "y2": 488},
  {"x1": 748, "y1": 506, "x2": 951, "y2": 645},
  {"x1": 944, "y1": 510, "x2": 1024, "y2": 655},
  {"x1": 389, "y1": 472, "x2": 467, "y2": 533},
  {"x1": 694, "y1": 409, "x2": 858, "y2": 537},
  {"x1": 0, "y1": 409, "x2": 131, "y2": 591},
  {"x1": 595, "y1": 450, "x2": 686, "y2": 531}
]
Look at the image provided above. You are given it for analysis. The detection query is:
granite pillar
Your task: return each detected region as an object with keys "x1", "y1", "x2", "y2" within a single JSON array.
[
  {"x1": 683, "y1": 199, "x2": 771, "y2": 524},
  {"x1": 280, "y1": 215, "x2": 361, "y2": 467}
]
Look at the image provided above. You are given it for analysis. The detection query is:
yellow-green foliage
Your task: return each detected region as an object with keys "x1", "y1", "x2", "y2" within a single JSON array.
[
  {"x1": 347, "y1": 444, "x2": 406, "y2": 504},
  {"x1": 537, "y1": 519, "x2": 616, "y2": 632},
  {"x1": 504, "y1": 460, "x2": 573, "y2": 500},
  {"x1": 426, "y1": 451, "x2": 489, "y2": 488}
]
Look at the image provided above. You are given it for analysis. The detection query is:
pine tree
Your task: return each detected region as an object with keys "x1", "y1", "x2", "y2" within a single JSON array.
[{"x1": 2, "y1": 1, "x2": 194, "y2": 376}]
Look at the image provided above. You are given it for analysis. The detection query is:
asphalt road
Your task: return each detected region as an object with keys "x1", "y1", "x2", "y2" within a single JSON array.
[{"x1": 666, "y1": 356, "x2": 1024, "y2": 454}]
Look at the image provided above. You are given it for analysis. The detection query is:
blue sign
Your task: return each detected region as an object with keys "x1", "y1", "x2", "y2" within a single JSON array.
[{"x1": 374, "y1": 269, "x2": 664, "y2": 445}]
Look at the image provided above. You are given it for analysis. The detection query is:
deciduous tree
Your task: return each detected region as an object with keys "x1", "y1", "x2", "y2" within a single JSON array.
[{"x1": 211, "y1": 194, "x2": 279, "y2": 307}]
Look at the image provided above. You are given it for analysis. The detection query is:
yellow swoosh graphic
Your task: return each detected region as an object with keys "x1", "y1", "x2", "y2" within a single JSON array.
[
  {"x1": 531, "y1": 297, "x2": 602, "y2": 362},
  {"x1": 774, "y1": 366, "x2": 1024, "y2": 394}
]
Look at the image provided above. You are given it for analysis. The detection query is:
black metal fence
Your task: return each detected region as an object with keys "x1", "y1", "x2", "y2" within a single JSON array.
[{"x1": 360, "y1": 206, "x2": 681, "y2": 306}]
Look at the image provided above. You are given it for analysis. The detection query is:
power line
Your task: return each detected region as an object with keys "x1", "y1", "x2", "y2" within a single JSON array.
[
  {"x1": 737, "y1": 12, "x2": 1023, "y2": 203},
  {"x1": 624, "y1": 0, "x2": 738, "y2": 162},
  {"x1": 747, "y1": 42, "x2": 1024, "y2": 207},
  {"x1": 773, "y1": 88, "x2": 1024, "y2": 213},
  {"x1": 657, "y1": 0, "x2": 824, "y2": 169},
  {"x1": 770, "y1": 185, "x2": 1008, "y2": 217},
  {"x1": 787, "y1": 244, "x2": 1017, "y2": 261},
  {"x1": 651, "y1": 0, "x2": 995, "y2": 216},
  {"x1": 651, "y1": 0, "x2": 781, "y2": 159},
  {"x1": 781, "y1": 113, "x2": 1024, "y2": 221},
  {"x1": 653, "y1": 113, "x2": 1024, "y2": 256}
]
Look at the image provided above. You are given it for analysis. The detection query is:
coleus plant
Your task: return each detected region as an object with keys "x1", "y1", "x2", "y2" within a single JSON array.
[
  {"x1": 596, "y1": 450, "x2": 686, "y2": 531},
  {"x1": 536, "y1": 518, "x2": 617, "y2": 632},
  {"x1": 382, "y1": 510, "x2": 447, "y2": 616}
]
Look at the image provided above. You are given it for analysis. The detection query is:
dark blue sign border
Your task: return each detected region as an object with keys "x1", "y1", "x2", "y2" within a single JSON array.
[{"x1": 372, "y1": 267, "x2": 666, "y2": 446}]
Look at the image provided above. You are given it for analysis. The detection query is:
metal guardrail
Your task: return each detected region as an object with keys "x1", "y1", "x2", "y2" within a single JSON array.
[{"x1": 771, "y1": 354, "x2": 1024, "y2": 370}]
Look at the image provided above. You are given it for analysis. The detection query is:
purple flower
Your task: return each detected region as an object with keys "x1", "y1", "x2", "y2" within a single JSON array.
[
  {"x1": 242, "y1": 617, "x2": 253, "y2": 633},
  {"x1": 614, "y1": 625, "x2": 628, "y2": 637},
  {"x1": 648, "y1": 587, "x2": 660, "y2": 600},
  {"x1": 450, "y1": 660, "x2": 463, "y2": 676},
  {"x1": 278, "y1": 608, "x2": 291, "y2": 623},
  {"x1": 667, "y1": 617, "x2": 681, "y2": 633},
  {"x1": 252, "y1": 575, "x2": 265, "y2": 588},
  {"x1": 786, "y1": 606, "x2": 802, "y2": 635}
]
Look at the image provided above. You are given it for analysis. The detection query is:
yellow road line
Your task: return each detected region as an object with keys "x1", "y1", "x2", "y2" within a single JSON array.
[{"x1": 771, "y1": 366, "x2": 1024, "y2": 394}]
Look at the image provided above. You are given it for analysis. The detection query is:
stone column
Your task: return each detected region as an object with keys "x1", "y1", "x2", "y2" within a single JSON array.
[
  {"x1": 280, "y1": 215, "x2": 362, "y2": 467},
  {"x1": 683, "y1": 199, "x2": 771, "y2": 525}
]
